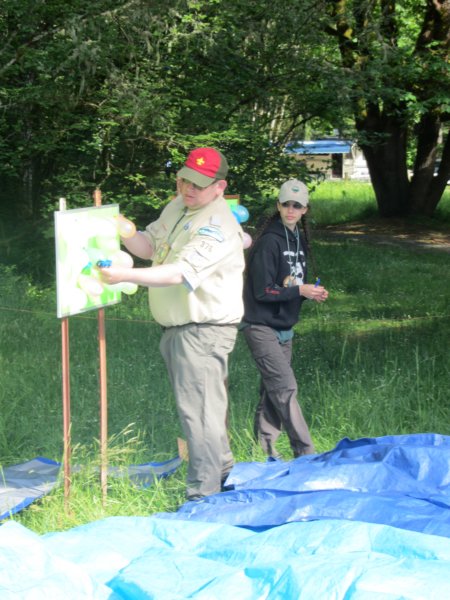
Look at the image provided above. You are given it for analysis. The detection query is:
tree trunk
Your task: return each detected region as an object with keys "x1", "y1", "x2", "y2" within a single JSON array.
[
  {"x1": 18, "y1": 156, "x2": 42, "y2": 219},
  {"x1": 408, "y1": 113, "x2": 450, "y2": 216},
  {"x1": 418, "y1": 128, "x2": 450, "y2": 216},
  {"x1": 357, "y1": 112, "x2": 410, "y2": 217},
  {"x1": 357, "y1": 110, "x2": 450, "y2": 217}
]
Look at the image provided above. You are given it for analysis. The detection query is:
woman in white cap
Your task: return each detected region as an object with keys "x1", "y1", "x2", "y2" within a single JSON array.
[{"x1": 241, "y1": 179, "x2": 328, "y2": 458}]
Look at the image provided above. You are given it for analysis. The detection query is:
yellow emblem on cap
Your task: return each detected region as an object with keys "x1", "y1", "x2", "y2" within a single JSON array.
[{"x1": 196, "y1": 157, "x2": 205, "y2": 166}]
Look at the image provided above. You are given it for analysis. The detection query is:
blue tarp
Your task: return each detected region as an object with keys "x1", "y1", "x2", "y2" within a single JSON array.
[
  {"x1": 0, "y1": 456, "x2": 182, "y2": 521},
  {"x1": 0, "y1": 457, "x2": 60, "y2": 521},
  {"x1": 3, "y1": 515, "x2": 450, "y2": 599},
  {"x1": 286, "y1": 139, "x2": 353, "y2": 154},
  {"x1": 2, "y1": 434, "x2": 450, "y2": 598},
  {"x1": 169, "y1": 433, "x2": 450, "y2": 537}
]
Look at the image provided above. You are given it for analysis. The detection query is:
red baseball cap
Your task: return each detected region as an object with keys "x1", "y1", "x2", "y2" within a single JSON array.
[{"x1": 177, "y1": 147, "x2": 229, "y2": 188}]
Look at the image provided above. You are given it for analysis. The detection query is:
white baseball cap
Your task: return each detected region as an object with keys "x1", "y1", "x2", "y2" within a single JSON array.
[{"x1": 278, "y1": 179, "x2": 309, "y2": 206}]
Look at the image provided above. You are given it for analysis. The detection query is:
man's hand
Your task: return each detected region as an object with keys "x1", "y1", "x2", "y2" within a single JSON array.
[{"x1": 97, "y1": 266, "x2": 131, "y2": 285}]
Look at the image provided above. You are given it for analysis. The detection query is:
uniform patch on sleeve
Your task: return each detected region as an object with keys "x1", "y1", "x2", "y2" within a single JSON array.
[
  {"x1": 210, "y1": 215, "x2": 222, "y2": 226},
  {"x1": 197, "y1": 225, "x2": 224, "y2": 242}
]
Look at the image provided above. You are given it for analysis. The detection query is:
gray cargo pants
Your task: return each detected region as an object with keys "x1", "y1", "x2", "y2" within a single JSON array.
[
  {"x1": 243, "y1": 324, "x2": 315, "y2": 458},
  {"x1": 160, "y1": 323, "x2": 237, "y2": 499}
]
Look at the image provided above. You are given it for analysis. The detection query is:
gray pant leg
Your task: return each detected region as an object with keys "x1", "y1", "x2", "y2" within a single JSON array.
[
  {"x1": 160, "y1": 324, "x2": 236, "y2": 498},
  {"x1": 243, "y1": 324, "x2": 315, "y2": 457}
]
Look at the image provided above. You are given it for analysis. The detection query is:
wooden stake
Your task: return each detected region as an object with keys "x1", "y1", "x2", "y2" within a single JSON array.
[
  {"x1": 94, "y1": 188, "x2": 108, "y2": 505},
  {"x1": 59, "y1": 198, "x2": 72, "y2": 509}
]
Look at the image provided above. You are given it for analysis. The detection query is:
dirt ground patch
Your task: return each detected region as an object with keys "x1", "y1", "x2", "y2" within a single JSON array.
[{"x1": 315, "y1": 219, "x2": 450, "y2": 253}]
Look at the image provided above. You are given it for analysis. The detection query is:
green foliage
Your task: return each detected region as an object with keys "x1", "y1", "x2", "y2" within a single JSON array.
[
  {"x1": 0, "y1": 0, "x2": 449, "y2": 224},
  {"x1": 0, "y1": 0, "x2": 349, "y2": 220}
]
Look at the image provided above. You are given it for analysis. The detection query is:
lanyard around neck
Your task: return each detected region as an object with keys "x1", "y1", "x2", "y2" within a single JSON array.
[
  {"x1": 283, "y1": 225, "x2": 299, "y2": 275},
  {"x1": 167, "y1": 207, "x2": 188, "y2": 245}
]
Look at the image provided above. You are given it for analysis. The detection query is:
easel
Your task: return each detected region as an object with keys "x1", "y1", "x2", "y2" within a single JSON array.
[{"x1": 59, "y1": 189, "x2": 109, "y2": 509}]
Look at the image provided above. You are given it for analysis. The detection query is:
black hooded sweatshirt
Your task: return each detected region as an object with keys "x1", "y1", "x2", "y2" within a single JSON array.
[{"x1": 243, "y1": 218, "x2": 308, "y2": 330}]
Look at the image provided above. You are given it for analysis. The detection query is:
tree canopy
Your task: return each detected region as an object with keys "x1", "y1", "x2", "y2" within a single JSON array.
[{"x1": 0, "y1": 0, "x2": 449, "y2": 222}]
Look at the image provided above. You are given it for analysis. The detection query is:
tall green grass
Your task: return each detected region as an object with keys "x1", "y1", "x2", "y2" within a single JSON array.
[
  {"x1": 1, "y1": 181, "x2": 450, "y2": 532},
  {"x1": 310, "y1": 181, "x2": 378, "y2": 224},
  {"x1": 310, "y1": 180, "x2": 450, "y2": 225}
]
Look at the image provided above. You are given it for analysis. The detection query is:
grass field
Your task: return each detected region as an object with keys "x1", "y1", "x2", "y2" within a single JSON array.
[
  {"x1": 1, "y1": 181, "x2": 450, "y2": 532},
  {"x1": 310, "y1": 180, "x2": 450, "y2": 225}
]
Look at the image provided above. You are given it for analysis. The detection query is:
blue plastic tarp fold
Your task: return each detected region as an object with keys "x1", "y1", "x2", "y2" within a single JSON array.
[
  {"x1": 168, "y1": 433, "x2": 450, "y2": 536},
  {"x1": 1, "y1": 456, "x2": 182, "y2": 521},
  {"x1": 3, "y1": 515, "x2": 450, "y2": 599}
]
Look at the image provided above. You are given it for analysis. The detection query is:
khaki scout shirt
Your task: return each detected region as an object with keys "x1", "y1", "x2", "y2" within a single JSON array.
[{"x1": 142, "y1": 195, "x2": 245, "y2": 327}]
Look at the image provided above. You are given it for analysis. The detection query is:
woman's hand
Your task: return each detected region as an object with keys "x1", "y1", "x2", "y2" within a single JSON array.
[{"x1": 299, "y1": 284, "x2": 329, "y2": 302}]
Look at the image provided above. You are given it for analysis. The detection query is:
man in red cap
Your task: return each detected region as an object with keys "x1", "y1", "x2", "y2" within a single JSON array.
[{"x1": 99, "y1": 147, "x2": 245, "y2": 500}]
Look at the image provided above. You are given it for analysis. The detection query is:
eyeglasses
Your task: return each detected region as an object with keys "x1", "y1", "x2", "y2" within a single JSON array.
[
  {"x1": 179, "y1": 178, "x2": 204, "y2": 191},
  {"x1": 281, "y1": 201, "x2": 304, "y2": 209},
  {"x1": 180, "y1": 178, "x2": 217, "y2": 191}
]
